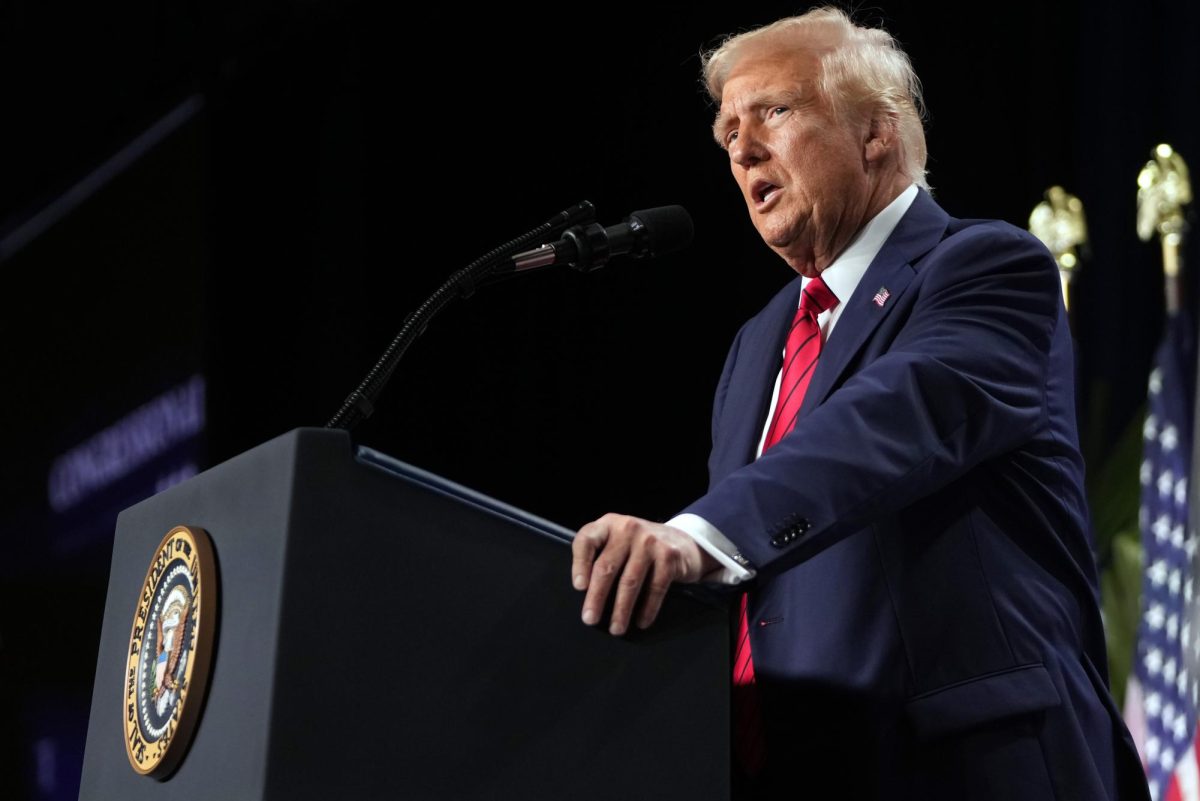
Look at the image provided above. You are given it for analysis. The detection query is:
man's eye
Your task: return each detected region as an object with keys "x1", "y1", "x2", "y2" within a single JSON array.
[
  {"x1": 771, "y1": 106, "x2": 788, "y2": 116},
  {"x1": 726, "y1": 131, "x2": 739, "y2": 145}
]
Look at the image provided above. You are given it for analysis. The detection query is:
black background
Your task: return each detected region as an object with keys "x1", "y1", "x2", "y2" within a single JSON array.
[{"x1": 1, "y1": 2, "x2": 1198, "y2": 798}]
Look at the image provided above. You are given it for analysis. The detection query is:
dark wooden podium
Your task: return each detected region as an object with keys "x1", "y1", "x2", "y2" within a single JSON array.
[{"x1": 79, "y1": 428, "x2": 730, "y2": 800}]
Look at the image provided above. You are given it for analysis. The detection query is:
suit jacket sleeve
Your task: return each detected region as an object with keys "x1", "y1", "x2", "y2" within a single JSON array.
[
  {"x1": 710, "y1": 314, "x2": 749, "y2": 449},
  {"x1": 681, "y1": 223, "x2": 1063, "y2": 580}
]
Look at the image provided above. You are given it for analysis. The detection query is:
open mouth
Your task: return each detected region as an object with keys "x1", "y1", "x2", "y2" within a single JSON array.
[{"x1": 752, "y1": 180, "x2": 781, "y2": 206}]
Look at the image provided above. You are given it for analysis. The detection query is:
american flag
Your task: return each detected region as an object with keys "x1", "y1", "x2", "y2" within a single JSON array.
[
  {"x1": 1131, "y1": 309, "x2": 1199, "y2": 800},
  {"x1": 872, "y1": 287, "x2": 890, "y2": 307}
]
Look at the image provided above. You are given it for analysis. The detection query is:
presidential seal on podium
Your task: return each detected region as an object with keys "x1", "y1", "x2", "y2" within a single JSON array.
[{"x1": 123, "y1": 525, "x2": 217, "y2": 778}]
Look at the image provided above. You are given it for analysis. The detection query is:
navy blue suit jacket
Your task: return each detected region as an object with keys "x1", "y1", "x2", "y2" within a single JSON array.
[{"x1": 684, "y1": 190, "x2": 1148, "y2": 799}]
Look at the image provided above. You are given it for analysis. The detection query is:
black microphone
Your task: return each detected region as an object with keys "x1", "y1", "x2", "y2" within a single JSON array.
[{"x1": 507, "y1": 205, "x2": 694, "y2": 273}]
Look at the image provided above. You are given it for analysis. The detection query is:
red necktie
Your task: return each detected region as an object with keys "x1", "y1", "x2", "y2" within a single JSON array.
[
  {"x1": 733, "y1": 275, "x2": 839, "y2": 775},
  {"x1": 763, "y1": 276, "x2": 840, "y2": 448}
]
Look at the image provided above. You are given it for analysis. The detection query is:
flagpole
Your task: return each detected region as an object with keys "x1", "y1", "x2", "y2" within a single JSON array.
[
  {"x1": 1137, "y1": 144, "x2": 1191, "y2": 316},
  {"x1": 1029, "y1": 185, "x2": 1088, "y2": 319}
]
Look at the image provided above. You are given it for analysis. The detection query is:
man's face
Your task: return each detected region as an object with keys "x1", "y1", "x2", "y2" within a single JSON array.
[{"x1": 716, "y1": 48, "x2": 877, "y2": 277}]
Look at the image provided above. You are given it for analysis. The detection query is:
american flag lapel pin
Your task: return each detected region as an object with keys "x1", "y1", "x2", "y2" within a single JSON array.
[{"x1": 872, "y1": 286, "x2": 891, "y2": 307}]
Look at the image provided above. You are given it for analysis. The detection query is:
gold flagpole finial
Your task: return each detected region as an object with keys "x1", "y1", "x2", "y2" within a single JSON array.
[
  {"x1": 1137, "y1": 144, "x2": 1191, "y2": 314},
  {"x1": 1030, "y1": 185, "x2": 1088, "y2": 311}
]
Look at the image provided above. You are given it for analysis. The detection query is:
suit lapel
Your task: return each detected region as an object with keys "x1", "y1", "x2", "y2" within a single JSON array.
[
  {"x1": 800, "y1": 189, "x2": 951, "y2": 415},
  {"x1": 712, "y1": 280, "x2": 802, "y2": 473}
]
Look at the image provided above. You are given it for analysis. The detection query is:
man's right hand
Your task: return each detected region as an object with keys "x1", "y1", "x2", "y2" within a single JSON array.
[{"x1": 571, "y1": 513, "x2": 717, "y2": 636}]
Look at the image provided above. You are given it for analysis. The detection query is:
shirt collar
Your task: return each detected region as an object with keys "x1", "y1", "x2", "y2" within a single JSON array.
[{"x1": 802, "y1": 183, "x2": 918, "y2": 304}]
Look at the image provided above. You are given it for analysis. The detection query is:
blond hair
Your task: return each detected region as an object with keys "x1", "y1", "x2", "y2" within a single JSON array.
[{"x1": 702, "y1": 7, "x2": 929, "y2": 189}]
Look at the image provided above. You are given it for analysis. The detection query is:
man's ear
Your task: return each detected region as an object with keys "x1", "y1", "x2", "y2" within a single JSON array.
[{"x1": 863, "y1": 111, "x2": 898, "y2": 165}]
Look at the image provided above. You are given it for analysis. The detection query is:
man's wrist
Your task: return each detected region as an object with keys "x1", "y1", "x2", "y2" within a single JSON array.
[{"x1": 666, "y1": 513, "x2": 756, "y2": 584}]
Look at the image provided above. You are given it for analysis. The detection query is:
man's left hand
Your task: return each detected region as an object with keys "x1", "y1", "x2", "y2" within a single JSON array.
[{"x1": 571, "y1": 513, "x2": 719, "y2": 635}]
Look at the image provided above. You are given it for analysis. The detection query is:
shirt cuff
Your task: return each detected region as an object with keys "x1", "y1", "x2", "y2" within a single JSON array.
[{"x1": 666, "y1": 512, "x2": 756, "y2": 584}]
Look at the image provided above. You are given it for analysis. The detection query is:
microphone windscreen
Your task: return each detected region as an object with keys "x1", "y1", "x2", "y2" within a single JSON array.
[{"x1": 629, "y1": 205, "x2": 694, "y2": 257}]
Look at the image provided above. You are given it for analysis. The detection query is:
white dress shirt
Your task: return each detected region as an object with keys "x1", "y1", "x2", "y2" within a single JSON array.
[{"x1": 669, "y1": 184, "x2": 918, "y2": 583}]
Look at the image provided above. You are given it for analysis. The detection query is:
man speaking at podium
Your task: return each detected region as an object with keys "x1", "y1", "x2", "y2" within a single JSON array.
[{"x1": 571, "y1": 8, "x2": 1148, "y2": 800}]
